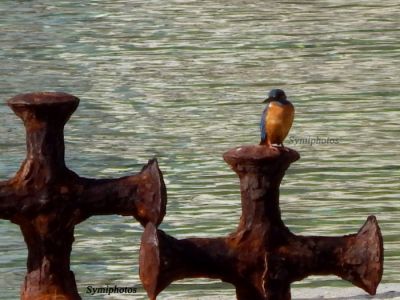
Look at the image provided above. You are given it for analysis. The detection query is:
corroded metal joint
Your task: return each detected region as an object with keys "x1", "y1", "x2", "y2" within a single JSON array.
[
  {"x1": 0, "y1": 92, "x2": 167, "y2": 300},
  {"x1": 139, "y1": 145, "x2": 383, "y2": 300}
]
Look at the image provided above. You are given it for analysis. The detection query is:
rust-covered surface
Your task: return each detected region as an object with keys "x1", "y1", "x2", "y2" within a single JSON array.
[
  {"x1": 0, "y1": 92, "x2": 167, "y2": 300},
  {"x1": 139, "y1": 145, "x2": 383, "y2": 300}
]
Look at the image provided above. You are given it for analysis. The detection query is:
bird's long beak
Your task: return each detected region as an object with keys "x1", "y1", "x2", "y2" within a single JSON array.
[{"x1": 262, "y1": 97, "x2": 270, "y2": 103}]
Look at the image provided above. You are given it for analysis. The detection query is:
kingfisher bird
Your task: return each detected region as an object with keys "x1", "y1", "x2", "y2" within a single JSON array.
[{"x1": 260, "y1": 89, "x2": 294, "y2": 148}]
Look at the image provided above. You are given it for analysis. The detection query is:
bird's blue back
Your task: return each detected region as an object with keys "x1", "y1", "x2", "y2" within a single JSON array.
[{"x1": 260, "y1": 106, "x2": 268, "y2": 143}]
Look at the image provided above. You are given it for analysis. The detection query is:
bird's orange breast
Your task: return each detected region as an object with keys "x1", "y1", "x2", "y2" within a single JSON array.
[{"x1": 265, "y1": 101, "x2": 294, "y2": 145}]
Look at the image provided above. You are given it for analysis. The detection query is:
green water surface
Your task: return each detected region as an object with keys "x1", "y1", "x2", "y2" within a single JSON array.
[{"x1": 0, "y1": 1, "x2": 399, "y2": 299}]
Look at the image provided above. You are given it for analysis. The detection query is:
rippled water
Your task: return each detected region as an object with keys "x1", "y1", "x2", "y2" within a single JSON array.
[{"x1": 0, "y1": 1, "x2": 399, "y2": 299}]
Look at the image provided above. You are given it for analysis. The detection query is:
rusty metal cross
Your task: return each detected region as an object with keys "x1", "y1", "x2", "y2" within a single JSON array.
[
  {"x1": 0, "y1": 92, "x2": 167, "y2": 300},
  {"x1": 139, "y1": 145, "x2": 383, "y2": 300}
]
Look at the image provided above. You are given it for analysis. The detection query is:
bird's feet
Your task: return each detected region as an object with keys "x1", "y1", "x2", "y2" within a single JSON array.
[
  {"x1": 260, "y1": 142, "x2": 290, "y2": 152},
  {"x1": 275, "y1": 143, "x2": 290, "y2": 152}
]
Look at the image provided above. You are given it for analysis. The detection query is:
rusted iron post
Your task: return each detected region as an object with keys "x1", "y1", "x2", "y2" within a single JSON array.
[
  {"x1": 139, "y1": 145, "x2": 383, "y2": 300},
  {"x1": 0, "y1": 92, "x2": 167, "y2": 300}
]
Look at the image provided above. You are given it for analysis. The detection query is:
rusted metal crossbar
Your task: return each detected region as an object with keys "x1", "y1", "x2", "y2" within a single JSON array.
[
  {"x1": 139, "y1": 145, "x2": 383, "y2": 300},
  {"x1": 0, "y1": 92, "x2": 167, "y2": 300}
]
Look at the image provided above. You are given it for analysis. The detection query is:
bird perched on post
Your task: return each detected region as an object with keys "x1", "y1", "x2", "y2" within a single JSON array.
[{"x1": 260, "y1": 89, "x2": 294, "y2": 148}]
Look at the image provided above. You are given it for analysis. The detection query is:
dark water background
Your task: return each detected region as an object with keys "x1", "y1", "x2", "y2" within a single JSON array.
[{"x1": 0, "y1": 1, "x2": 399, "y2": 299}]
